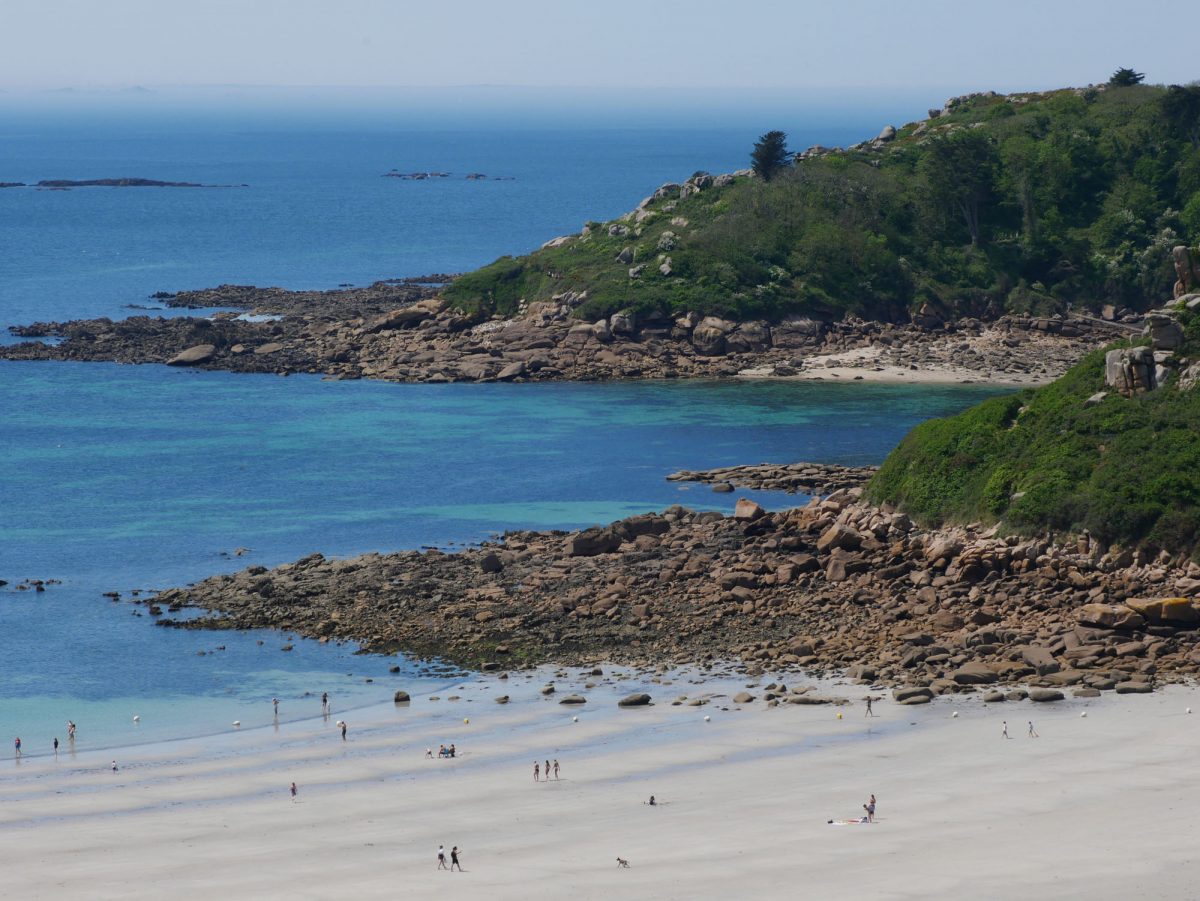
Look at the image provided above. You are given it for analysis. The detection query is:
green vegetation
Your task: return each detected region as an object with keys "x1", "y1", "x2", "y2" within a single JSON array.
[
  {"x1": 868, "y1": 307, "x2": 1200, "y2": 556},
  {"x1": 445, "y1": 79, "x2": 1200, "y2": 324}
]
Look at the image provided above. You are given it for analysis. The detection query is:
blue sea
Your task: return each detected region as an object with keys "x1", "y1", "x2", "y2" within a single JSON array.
[{"x1": 0, "y1": 101, "x2": 1002, "y2": 751}]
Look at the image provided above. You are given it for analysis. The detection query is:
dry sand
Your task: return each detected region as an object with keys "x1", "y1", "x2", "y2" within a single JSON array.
[{"x1": 2, "y1": 670, "x2": 1197, "y2": 900}]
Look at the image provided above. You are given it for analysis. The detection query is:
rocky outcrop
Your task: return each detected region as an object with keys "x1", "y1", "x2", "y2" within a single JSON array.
[
  {"x1": 1105, "y1": 346, "x2": 1157, "y2": 396},
  {"x1": 150, "y1": 489, "x2": 1200, "y2": 696},
  {"x1": 1173, "y1": 246, "x2": 1200, "y2": 299},
  {"x1": 666, "y1": 462, "x2": 877, "y2": 495}
]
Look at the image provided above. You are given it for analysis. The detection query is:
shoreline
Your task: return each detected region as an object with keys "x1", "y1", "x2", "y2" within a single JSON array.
[
  {"x1": 0, "y1": 277, "x2": 1130, "y2": 386},
  {"x1": 153, "y1": 489, "x2": 1200, "y2": 698},
  {"x1": 4, "y1": 666, "x2": 1200, "y2": 899}
]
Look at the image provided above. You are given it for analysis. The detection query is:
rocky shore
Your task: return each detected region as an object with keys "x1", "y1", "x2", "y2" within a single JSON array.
[
  {"x1": 152, "y1": 485, "x2": 1200, "y2": 701},
  {"x1": 667, "y1": 462, "x2": 877, "y2": 495},
  {"x1": 2, "y1": 277, "x2": 1131, "y2": 384}
]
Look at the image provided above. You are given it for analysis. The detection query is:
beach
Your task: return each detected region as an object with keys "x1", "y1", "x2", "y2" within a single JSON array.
[{"x1": 3, "y1": 668, "x2": 1197, "y2": 900}]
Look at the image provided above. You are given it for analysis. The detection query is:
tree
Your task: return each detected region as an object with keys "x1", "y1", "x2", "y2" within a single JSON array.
[
  {"x1": 919, "y1": 130, "x2": 998, "y2": 246},
  {"x1": 1162, "y1": 84, "x2": 1200, "y2": 149},
  {"x1": 1108, "y1": 67, "x2": 1145, "y2": 88},
  {"x1": 750, "y1": 131, "x2": 790, "y2": 181}
]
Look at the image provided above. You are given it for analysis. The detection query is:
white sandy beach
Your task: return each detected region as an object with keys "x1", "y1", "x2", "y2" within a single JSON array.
[{"x1": 2, "y1": 670, "x2": 1198, "y2": 900}]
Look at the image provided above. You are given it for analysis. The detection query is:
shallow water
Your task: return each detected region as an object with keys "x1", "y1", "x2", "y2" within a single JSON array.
[{"x1": 0, "y1": 362, "x2": 1005, "y2": 749}]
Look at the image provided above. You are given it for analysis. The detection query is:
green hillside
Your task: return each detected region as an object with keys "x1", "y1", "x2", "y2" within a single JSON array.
[
  {"x1": 866, "y1": 304, "x2": 1200, "y2": 556},
  {"x1": 445, "y1": 79, "x2": 1200, "y2": 325}
]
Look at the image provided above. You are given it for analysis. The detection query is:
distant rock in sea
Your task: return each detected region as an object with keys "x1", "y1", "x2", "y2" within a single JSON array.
[{"x1": 32, "y1": 178, "x2": 241, "y2": 188}]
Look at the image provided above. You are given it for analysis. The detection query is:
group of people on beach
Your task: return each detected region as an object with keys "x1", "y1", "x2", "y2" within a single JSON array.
[
  {"x1": 532, "y1": 758, "x2": 560, "y2": 781},
  {"x1": 13, "y1": 721, "x2": 76, "y2": 759},
  {"x1": 436, "y1": 844, "x2": 464, "y2": 872},
  {"x1": 427, "y1": 744, "x2": 457, "y2": 758}
]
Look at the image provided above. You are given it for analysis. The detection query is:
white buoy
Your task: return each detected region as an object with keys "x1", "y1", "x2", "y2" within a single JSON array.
[
  {"x1": 1080, "y1": 711, "x2": 1087, "y2": 718},
  {"x1": 232, "y1": 721, "x2": 241, "y2": 727},
  {"x1": 132, "y1": 715, "x2": 140, "y2": 722},
  {"x1": 704, "y1": 715, "x2": 711, "y2": 722}
]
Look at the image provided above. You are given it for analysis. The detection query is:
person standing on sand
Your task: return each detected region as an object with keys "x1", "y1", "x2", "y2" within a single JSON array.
[
  {"x1": 1002, "y1": 721, "x2": 1010, "y2": 739},
  {"x1": 111, "y1": 760, "x2": 118, "y2": 772},
  {"x1": 533, "y1": 761, "x2": 540, "y2": 782},
  {"x1": 450, "y1": 846, "x2": 463, "y2": 872},
  {"x1": 290, "y1": 782, "x2": 297, "y2": 798},
  {"x1": 437, "y1": 845, "x2": 448, "y2": 870},
  {"x1": 273, "y1": 698, "x2": 279, "y2": 716},
  {"x1": 553, "y1": 759, "x2": 560, "y2": 780},
  {"x1": 322, "y1": 692, "x2": 329, "y2": 714},
  {"x1": 1028, "y1": 720, "x2": 1038, "y2": 738},
  {"x1": 340, "y1": 721, "x2": 347, "y2": 741},
  {"x1": 865, "y1": 795, "x2": 876, "y2": 822},
  {"x1": 865, "y1": 697, "x2": 875, "y2": 717}
]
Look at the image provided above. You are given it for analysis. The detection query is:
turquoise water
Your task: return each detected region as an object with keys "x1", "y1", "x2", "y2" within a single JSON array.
[{"x1": 0, "y1": 361, "x2": 1003, "y2": 749}]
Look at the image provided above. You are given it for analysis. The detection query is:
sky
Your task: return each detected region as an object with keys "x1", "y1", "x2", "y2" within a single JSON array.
[{"x1": 1, "y1": 0, "x2": 1196, "y2": 99}]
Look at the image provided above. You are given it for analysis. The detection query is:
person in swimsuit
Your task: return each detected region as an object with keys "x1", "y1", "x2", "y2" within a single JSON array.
[
  {"x1": 437, "y1": 845, "x2": 448, "y2": 870},
  {"x1": 14, "y1": 737, "x2": 20, "y2": 757},
  {"x1": 450, "y1": 846, "x2": 463, "y2": 872},
  {"x1": 273, "y1": 698, "x2": 279, "y2": 716},
  {"x1": 53, "y1": 737, "x2": 59, "y2": 756},
  {"x1": 553, "y1": 759, "x2": 560, "y2": 780},
  {"x1": 1002, "y1": 721, "x2": 1010, "y2": 739},
  {"x1": 1028, "y1": 720, "x2": 1038, "y2": 738},
  {"x1": 533, "y1": 761, "x2": 540, "y2": 782},
  {"x1": 865, "y1": 697, "x2": 875, "y2": 717},
  {"x1": 290, "y1": 782, "x2": 297, "y2": 798}
]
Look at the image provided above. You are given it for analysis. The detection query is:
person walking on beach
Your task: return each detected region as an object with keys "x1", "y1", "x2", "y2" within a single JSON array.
[
  {"x1": 67, "y1": 721, "x2": 76, "y2": 740},
  {"x1": 1002, "y1": 720, "x2": 1010, "y2": 739},
  {"x1": 322, "y1": 692, "x2": 329, "y2": 714},
  {"x1": 437, "y1": 845, "x2": 448, "y2": 870},
  {"x1": 1028, "y1": 720, "x2": 1039, "y2": 738},
  {"x1": 553, "y1": 759, "x2": 560, "y2": 780},
  {"x1": 545, "y1": 759, "x2": 551, "y2": 780},
  {"x1": 533, "y1": 761, "x2": 540, "y2": 782},
  {"x1": 340, "y1": 721, "x2": 347, "y2": 741},
  {"x1": 111, "y1": 760, "x2": 118, "y2": 772},
  {"x1": 290, "y1": 782, "x2": 297, "y2": 798},
  {"x1": 450, "y1": 846, "x2": 463, "y2": 872},
  {"x1": 865, "y1": 697, "x2": 876, "y2": 717},
  {"x1": 273, "y1": 698, "x2": 279, "y2": 716}
]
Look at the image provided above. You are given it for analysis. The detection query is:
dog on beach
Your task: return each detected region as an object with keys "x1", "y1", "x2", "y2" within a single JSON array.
[{"x1": 616, "y1": 857, "x2": 630, "y2": 868}]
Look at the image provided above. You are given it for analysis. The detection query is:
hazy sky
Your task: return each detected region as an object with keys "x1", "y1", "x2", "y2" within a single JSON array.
[{"x1": 2, "y1": 0, "x2": 1196, "y2": 94}]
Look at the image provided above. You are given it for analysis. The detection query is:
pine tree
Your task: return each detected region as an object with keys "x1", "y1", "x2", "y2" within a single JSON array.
[{"x1": 750, "y1": 131, "x2": 790, "y2": 181}]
